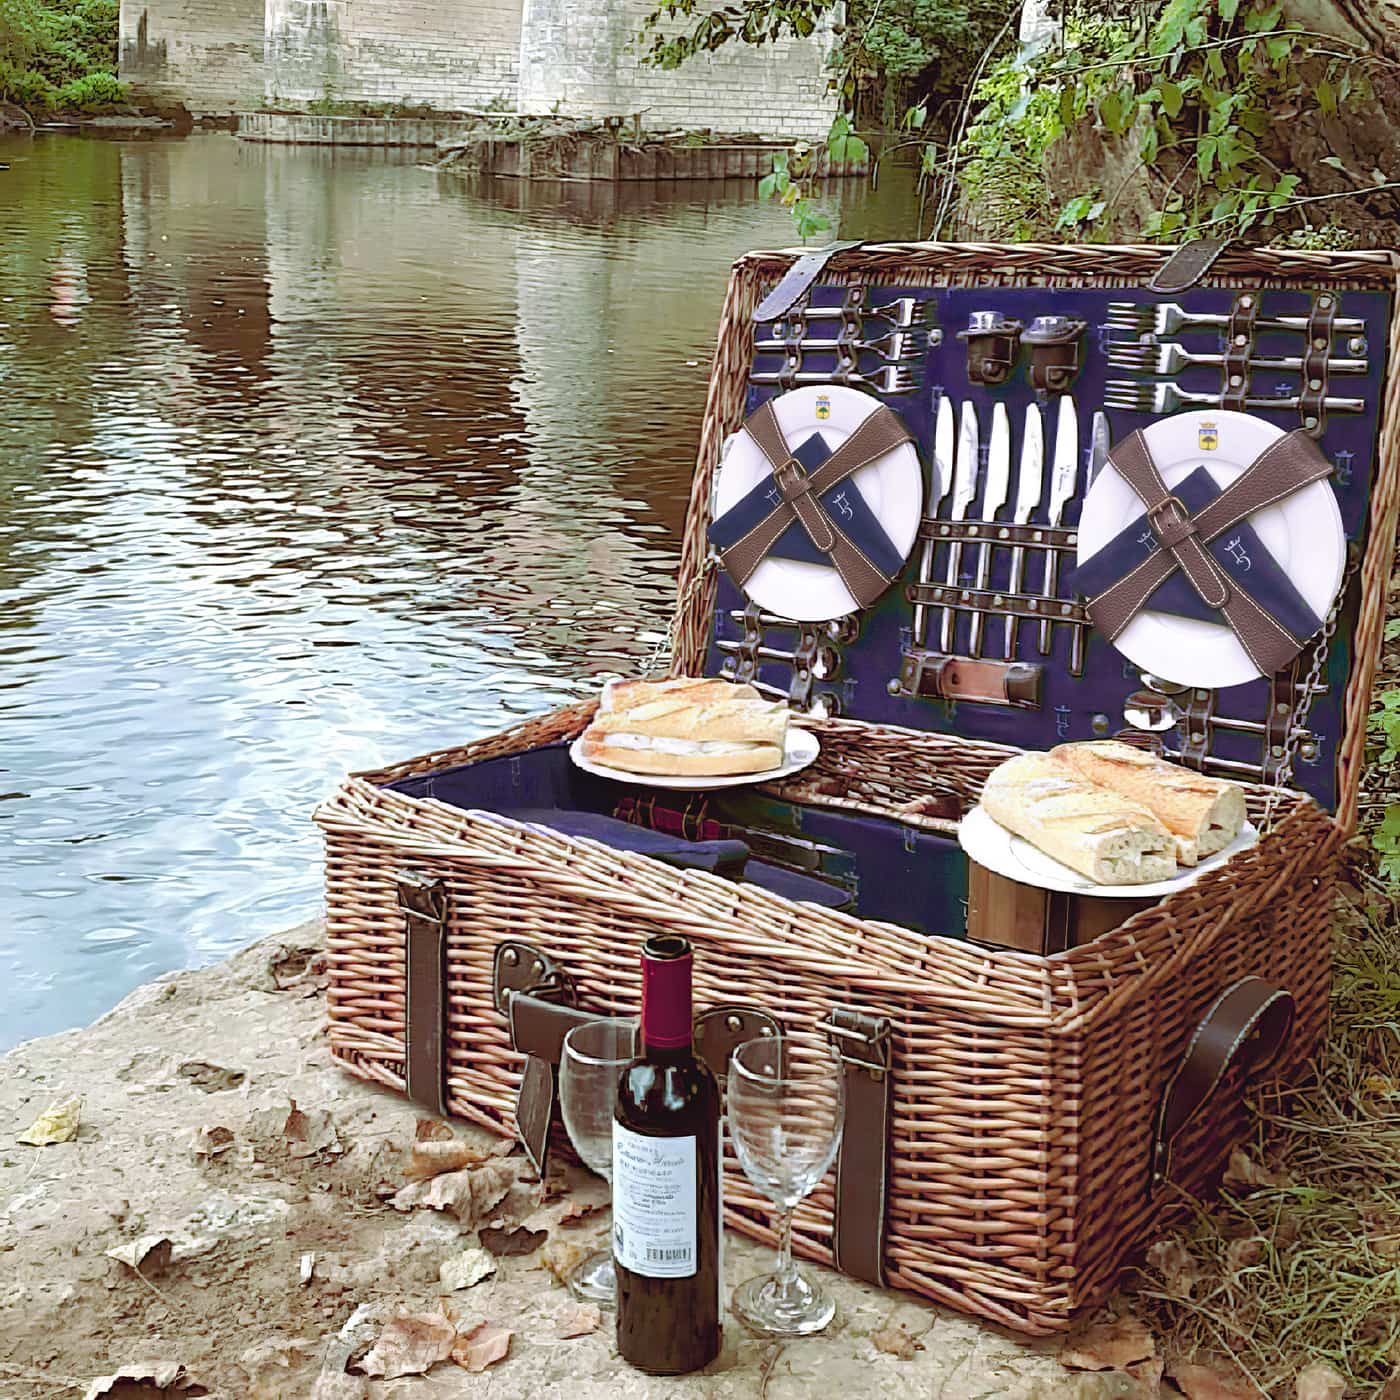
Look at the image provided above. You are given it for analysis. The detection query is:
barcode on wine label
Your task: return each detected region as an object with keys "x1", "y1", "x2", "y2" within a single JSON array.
[{"x1": 646, "y1": 1246, "x2": 692, "y2": 1263}]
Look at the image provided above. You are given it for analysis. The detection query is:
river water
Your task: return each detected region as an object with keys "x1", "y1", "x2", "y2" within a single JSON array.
[{"x1": 0, "y1": 131, "x2": 917, "y2": 1048}]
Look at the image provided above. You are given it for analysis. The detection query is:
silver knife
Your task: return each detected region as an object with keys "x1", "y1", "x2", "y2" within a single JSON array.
[
  {"x1": 1088, "y1": 410, "x2": 1110, "y2": 488},
  {"x1": 970, "y1": 403, "x2": 1011, "y2": 656},
  {"x1": 1039, "y1": 396, "x2": 1079, "y2": 655},
  {"x1": 1004, "y1": 403, "x2": 1044, "y2": 658},
  {"x1": 913, "y1": 395, "x2": 955, "y2": 648},
  {"x1": 940, "y1": 402, "x2": 980, "y2": 655}
]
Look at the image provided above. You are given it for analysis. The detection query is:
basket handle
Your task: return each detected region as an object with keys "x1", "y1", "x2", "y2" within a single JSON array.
[
  {"x1": 1153, "y1": 976, "x2": 1294, "y2": 1190},
  {"x1": 1148, "y1": 238, "x2": 1235, "y2": 293}
]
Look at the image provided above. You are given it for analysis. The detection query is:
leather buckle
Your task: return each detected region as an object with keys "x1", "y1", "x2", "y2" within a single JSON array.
[
  {"x1": 775, "y1": 456, "x2": 812, "y2": 504},
  {"x1": 1147, "y1": 493, "x2": 1200, "y2": 551},
  {"x1": 1148, "y1": 493, "x2": 1190, "y2": 534},
  {"x1": 822, "y1": 1009, "x2": 892, "y2": 1080}
]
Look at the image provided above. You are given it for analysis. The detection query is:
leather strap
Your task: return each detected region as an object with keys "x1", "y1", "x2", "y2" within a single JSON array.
[
  {"x1": 397, "y1": 870, "x2": 450, "y2": 1117},
  {"x1": 1263, "y1": 663, "x2": 1299, "y2": 782},
  {"x1": 720, "y1": 399, "x2": 913, "y2": 608},
  {"x1": 1300, "y1": 292, "x2": 1339, "y2": 437},
  {"x1": 753, "y1": 241, "x2": 865, "y2": 322},
  {"x1": 823, "y1": 1007, "x2": 893, "y2": 1287},
  {"x1": 1087, "y1": 428, "x2": 1333, "y2": 676},
  {"x1": 1149, "y1": 238, "x2": 1233, "y2": 293},
  {"x1": 1154, "y1": 978, "x2": 1294, "y2": 1189},
  {"x1": 1221, "y1": 291, "x2": 1260, "y2": 412}
]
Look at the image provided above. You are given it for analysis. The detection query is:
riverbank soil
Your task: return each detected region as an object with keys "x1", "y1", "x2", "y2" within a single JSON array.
[{"x1": 0, "y1": 922, "x2": 1101, "y2": 1400}]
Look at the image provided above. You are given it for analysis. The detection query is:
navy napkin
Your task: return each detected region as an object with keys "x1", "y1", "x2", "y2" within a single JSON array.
[
  {"x1": 709, "y1": 432, "x2": 905, "y2": 577},
  {"x1": 1072, "y1": 465, "x2": 1323, "y2": 639}
]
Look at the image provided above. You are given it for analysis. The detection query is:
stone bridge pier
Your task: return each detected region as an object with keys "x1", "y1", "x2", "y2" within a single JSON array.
[{"x1": 118, "y1": 0, "x2": 837, "y2": 139}]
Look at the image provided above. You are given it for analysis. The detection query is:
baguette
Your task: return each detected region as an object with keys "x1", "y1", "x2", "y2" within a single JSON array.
[
  {"x1": 586, "y1": 697, "x2": 788, "y2": 746},
  {"x1": 1051, "y1": 741, "x2": 1245, "y2": 866},
  {"x1": 580, "y1": 735, "x2": 784, "y2": 777},
  {"x1": 600, "y1": 676, "x2": 758, "y2": 713},
  {"x1": 981, "y1": 753, "x2": 1177, "y2": 886}
]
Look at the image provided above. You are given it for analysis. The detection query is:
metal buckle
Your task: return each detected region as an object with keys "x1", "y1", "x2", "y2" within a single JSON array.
[
  {"x1": 1148, "y1": 493, "x2": 1191, "y2": 535},
  {"x1": 491, "y1": 941, "x2": 574, "y2": 1015},
  {"x1": 822, "y1": 1009, "x2": 892, "y2": 1080},
  {"x1": 774, "y1": 456, "x2": 812, "y2": 503}
]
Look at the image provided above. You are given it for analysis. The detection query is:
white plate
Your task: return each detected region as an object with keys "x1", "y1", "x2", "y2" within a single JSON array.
[
  {"x1": 1077, "y1": 410, "x2": 1344, "y2": 688},
  {"x1": 959, "y1": 804, "x2": 1259, "y2": 899},
  {"x1": 568, "y1": 727, "x2": 820, "y2": 791},
  {"x1": 714, "y1": 386, "x2": 925, "y2": 622}
]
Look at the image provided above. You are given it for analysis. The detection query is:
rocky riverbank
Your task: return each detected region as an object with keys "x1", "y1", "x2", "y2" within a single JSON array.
[{"x1": 0, "y1": 920, "x2": 1113, "y2": 1400}]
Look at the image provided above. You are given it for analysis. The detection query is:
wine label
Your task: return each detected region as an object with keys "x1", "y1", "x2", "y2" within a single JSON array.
[{"x1": 612, "y1": 1123, "x2": 697, "y2": 1279}]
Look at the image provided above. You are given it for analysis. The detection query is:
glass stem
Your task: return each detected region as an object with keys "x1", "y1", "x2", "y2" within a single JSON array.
[{"x1": 773, "y1": 1205, "x2": 798, "y2": 1298}]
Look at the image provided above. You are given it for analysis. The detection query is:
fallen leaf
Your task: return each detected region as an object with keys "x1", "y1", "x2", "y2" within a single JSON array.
[
  {"x1": 556, "y1": 1301, "x2": 602, "y2": 1338},
  {"x1": 392, "y1": 1158, "x2": 516, "y2": 1223},
  {"x1": 539, "y1": 1238, "x2": 589, "y2": 1286},
  {"x1": 1128, "y1": 1355, "x2": 1166, "y2": 1391},
  {"x1": 310, "y1": 1371, "x2": 368, "y2": 1400},
  {"x1": 1059, "y1": 1316, "x2": 1156, "y2": 1372},
  {"x1": 439, "y1": 1247, "x2": 497, "y2": 1291},
  {"x1": 239, "y1": 1335, "x2": 316, "y2": 1399},
  {"x1": 416, "y1": 1118, "x2": 456, "y2": 1142},
  {"x1": 451, "y1": 1321, "x2": 512, "y2": 1373},
  {"x1": 1169, "y1": 1359, "x2": 1256, "y2": 1399},
  {"x1": 191, "y1": 1125, "x2": 235, "y2": 1159},
  {"x1": 105, "y1": 1235, "x2": 174, "y2": 1276},
  {"x1": 82, "y1": 1362, "x2": 208, "y2": 1398},
  {"x1": 357, "y1": 1313, "x2": 456, "y2": 1380},
  {"x1": 871, "y1": 1317, "x2": 921, "y2": 1360},
  {"x1": 1225, "y1": 1237, "x2": 1265, "y2": 1272},
  {"x1": 178, "y1": 1061, "x2": 245, "y2": 1094},
  {"x1": 1224, "y1": 1147, "x2": 1291, "y2": 1191},
  {"x1": 1296, "y1": 1360, "x2": 1346, "y2": 1400},
  {"x1": 404, "y1": 1139, "x2": 493, "y2": 1182},
  {"x1": 557, "y1": 1200, "x2": 603, "y2": 1228},
  {"x1": 18, "y1": 1096, "x2": 82, "y2": 1145},
  {"x1": 1146, "y1": 1237, "x2": 1201, "y2": 1297},
  {"x1": 480, "y1": 1224, "x2": 548, "y2": 1257},
  {"x1": 283, "y1": 1101, "x2": 341, "y2": 1158}
]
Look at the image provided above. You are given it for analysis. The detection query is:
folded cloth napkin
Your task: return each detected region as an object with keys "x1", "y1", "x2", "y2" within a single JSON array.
[
  {"x1": 1071, "y1": 464, "x2": 1324, "y2": 639},
  {"x1": 508, "y1": 808, "x2": 851, "y2": 909},
  {"x1": 708, "y1": 431, "x2": 905, "y2": 577}
]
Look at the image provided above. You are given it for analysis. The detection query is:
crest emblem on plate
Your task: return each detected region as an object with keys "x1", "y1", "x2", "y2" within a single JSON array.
[
  {"x1": 815, "y1": 396, "x2": 832, "y2": 421},
  {"x1": 1198, "y1": 421, "x2": 1219, "y2": 451}
]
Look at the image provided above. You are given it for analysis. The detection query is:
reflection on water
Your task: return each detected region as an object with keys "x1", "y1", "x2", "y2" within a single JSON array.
[{"x1": 0, "y1": 132, "x2": 917, "y2": 1048}]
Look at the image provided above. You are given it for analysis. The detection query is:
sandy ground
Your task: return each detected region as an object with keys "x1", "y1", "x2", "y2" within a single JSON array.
[{"x1": 0, "y1": 921, "x2": 1146, "y2": 1400}]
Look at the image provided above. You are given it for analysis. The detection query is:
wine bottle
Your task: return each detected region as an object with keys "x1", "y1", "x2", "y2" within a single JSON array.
[{"x1": 613, "y1": 933, "x2": 722, "y2": 1374}]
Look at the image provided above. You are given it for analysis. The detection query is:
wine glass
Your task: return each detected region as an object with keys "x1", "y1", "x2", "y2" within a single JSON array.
[
  {"x1": 727, "y1": 1035, "x2": 846, "y2": 1335},
  {"x1": 558, "y1": 1017, "x2": 638, "y2": 1306}
]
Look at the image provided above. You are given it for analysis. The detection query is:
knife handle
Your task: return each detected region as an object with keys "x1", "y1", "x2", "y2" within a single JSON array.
[
  {"x1": 1005, "y1": 545, "x2": 1028, "y2": 658},
  {"x1": 1038, "y1": 550, "x2": 1060, "y2": 655},
  {"x1": 940, "y1": 541, "x2": 963, "y2": 654}
]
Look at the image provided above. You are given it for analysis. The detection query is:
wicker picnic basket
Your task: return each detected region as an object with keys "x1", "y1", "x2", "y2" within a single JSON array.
[{"x1": 315, "y1": 242, "x2": 1400, "y2": 1335}]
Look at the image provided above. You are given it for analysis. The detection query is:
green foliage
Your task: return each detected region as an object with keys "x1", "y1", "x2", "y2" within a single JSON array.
[
  {"x1": 1368, "y1": 686, "x2": 1400, "y2": 883},
  {"x1": 756, "y1": 146, "x2": 833, "y2": 240},
  {"x1": 0, "y1": 0, "x2": 120, "y2": 112}
]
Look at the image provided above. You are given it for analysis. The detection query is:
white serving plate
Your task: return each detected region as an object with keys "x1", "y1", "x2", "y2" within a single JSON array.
[
  {"x1": 1076, "y1": 409, "x2": 1344, "y2": 688},
  {"x1": 568, "y1": 727, "x2": 820, "y2": 791},
  {"x1": 958, "y1": 804, "x2": 1260, "y2": 899}
]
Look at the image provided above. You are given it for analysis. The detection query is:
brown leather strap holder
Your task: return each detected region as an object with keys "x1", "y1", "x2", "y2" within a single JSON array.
[
  {"x1": 1221, "y1": 291, "x2": 1260, "y2": 412},
  {"x1": 1154, "y1": 977, "x2": 1294, "y2": 1190},
  {"x1": 397, "y1": 870, "x2": 451, "y2": 1117},
  {"x1": 898, "y1": 651, "x2": 1043, "y2": 709},
  {"x1": 1301, "y1": 292, "x2": 1340, "y2": 437},
  {"x1": 1149, "y1": 238, "x2": 1233, "y2": 293},
  {"x1": 823, "y1": 1007, "x2": 893, "y2": 1287},
  {"x1": 719, "y1": 399, "x2": 913, "y2": 608}
]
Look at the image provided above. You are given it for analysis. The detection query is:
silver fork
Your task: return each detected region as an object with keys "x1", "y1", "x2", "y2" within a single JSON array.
[
  {"x1": 1106, "y1": 300, "x2": 1366, "y2": 336},
  {"x1": 1103, "y1": 381, "x2": 1364, "y2": 414},
  {"x1": 752, "y1": 329, "x2": 928, "y2": 361},
  {"x1": 1108, "y1": 342, "x2": 1368, "y2": 376},
  {"x1": 749, "y1": 364, "x2": 918, "y2": 394},
  {"x1": 769, "y1": 296, "x2": 932, "y2": 330}
]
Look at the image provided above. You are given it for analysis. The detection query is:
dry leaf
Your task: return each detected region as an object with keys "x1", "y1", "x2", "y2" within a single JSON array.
[
  {"x1": 480, "y1": 1224, "x2": 548, "y2": 1257},
  {"x1": 310, "y1": 1370, "x2": 368, "y2": 1400},
  {"x1": 404, "y1": 1139, "x2": 492, "y2": 1183},
  {"x1": 1169, "y1": 1360, "x2": 1257, "y2": 1399},
  {"x1": 1224, "y1": 1147, "x2": 1291, "y2": 1191},
  {"x1": 1146, "y1": 1237, "x2": 1201, "y2": 1298},
  {"x1": 105, "y1": 1235, "x2": 174, "y2": 1276},
  {"x1": 558, "y1": 1200, "x2": 603, "y2": 1229},
  {"x1": 239, "y1": 1335, "x2": 316, "y2": 1399},
  {"x1": 391, "y1": 1158, "x2": 516, "y2": 1223},
  {"x1": 357, "y1": 1313, "x2": 456, "y2": 1380},
  {"x1": 871, "y1": 1317, "x2": 921, "y2": 1360},
  {"x1": 1225, "y1": 1237, "x2": 1265, "y2": 1272},
  {"x1": 18, "y1": 1095, "x2": 82, "y2": 1145},
  {"x1": 283, "y1": 1101, "x2": 341, "y2": 1159},
  {"x1": 439, "y1": 1247, "x2": 497, "y2": 1291},
  {"x1": 416, "y1": 1117, "x2": 455, "y2": 1142},
  {"x1": 83, "y1": 1362, "x2": 208, "y2": 1398},
  {"x1": 177, "y1": 1061, "x2": 245, "y2": 1093},
  {"x1": 191, "y1": 1125, "x2": 235, "y2": 1159},
  {"x1": 556, "y1": 1302, "x2": 602, "y2": 1338},
  {"x1": 539, "y1": 1238, "x2": 589, "y2": 1286},
  {"x1": 451, "y1": 1321, "x2": 512, "y2": 1373},
  {"x1": 1059, "y1": 1316, "x2": 1156, "y2": 1372},
  {"x1": 1296, "y1": 1361, "x2": 1346, "y2": 1400}
]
